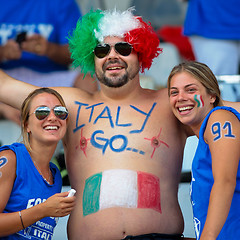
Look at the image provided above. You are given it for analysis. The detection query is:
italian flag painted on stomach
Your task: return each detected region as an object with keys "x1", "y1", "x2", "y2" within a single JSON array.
[{"x1": 83, "y1": 169, "x2": 161, "y2": 216}]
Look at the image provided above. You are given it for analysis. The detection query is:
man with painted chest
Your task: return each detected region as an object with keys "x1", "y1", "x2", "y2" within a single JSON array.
[{"x1": 0, "y1": 8, "x2": 198, "y2": 240}]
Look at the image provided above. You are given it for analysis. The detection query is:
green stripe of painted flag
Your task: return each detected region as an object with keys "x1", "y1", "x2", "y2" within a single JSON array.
[
  {"x1": 83, "y1": 172, "x2": 102, "y2": 216},
  {"x1": 194, "y1": 94, "x2": 201, "y2": 107}
]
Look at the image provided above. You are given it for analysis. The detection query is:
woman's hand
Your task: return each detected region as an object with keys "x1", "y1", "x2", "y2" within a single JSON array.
[{"x1": 41, "y1": 191, "x2": 76, "y2": 218}]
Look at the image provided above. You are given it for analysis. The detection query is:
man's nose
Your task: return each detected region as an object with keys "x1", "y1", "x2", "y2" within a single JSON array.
[{"x1": 107, "y1": 45, "x2": 119, "y2": 58}]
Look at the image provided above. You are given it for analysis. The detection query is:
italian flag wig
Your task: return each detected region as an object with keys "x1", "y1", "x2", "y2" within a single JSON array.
[{"x1": 68, "y1": 8, "x2": 162, "y2": 76}]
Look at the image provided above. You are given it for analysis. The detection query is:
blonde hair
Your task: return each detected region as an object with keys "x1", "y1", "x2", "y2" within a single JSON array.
[
  {"x1": 167, "y1": 61, "x2": 223, "y2": 107},
  {"x1": 21, "y1": 88, "x2": 67, "y2": 152}
]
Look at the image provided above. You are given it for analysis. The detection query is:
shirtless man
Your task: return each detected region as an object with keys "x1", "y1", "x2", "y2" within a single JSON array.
[{"x1": 1, "y1": 8, "x2": 236, "y2": 240}]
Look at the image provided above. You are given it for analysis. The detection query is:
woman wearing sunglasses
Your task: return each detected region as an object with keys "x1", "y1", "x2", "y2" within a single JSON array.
[
  {"x1": 168, "y1": 61, "x2": 240, "y2": 240},
  {"x1": 0, "y1": 88, "x2": 75, "y2": 239}
]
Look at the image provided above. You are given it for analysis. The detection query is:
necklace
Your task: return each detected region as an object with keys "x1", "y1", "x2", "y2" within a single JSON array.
[{"x1": 33, "y1": 160, "x2": 52, "y2": 185}]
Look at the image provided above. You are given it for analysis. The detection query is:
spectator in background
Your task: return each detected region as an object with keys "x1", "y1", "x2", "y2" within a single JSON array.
[
  {"x1": 0, "y1": 0, "x2": 97, "y2": 125},
  {"x1": 183, "y1": 0, "x2": 240, "y2": 76}
]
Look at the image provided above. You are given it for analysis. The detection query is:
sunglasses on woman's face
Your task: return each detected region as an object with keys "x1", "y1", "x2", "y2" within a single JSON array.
[
  {"x1": 93, "y1": 42, "x2": 133, "y2": 58},
  {"x1": 31, "y1": 106, "x2": 68, "y2": 120}
]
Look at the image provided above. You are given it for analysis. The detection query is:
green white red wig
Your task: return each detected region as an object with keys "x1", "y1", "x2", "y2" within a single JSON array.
[{"x1": 68, "y1": 8, "x2": 162, "y2": 76}]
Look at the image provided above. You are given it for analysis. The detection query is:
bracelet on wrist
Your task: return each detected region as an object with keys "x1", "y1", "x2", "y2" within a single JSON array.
[{"x1": 19, "y1": 211, "x2": 25, "y2": 229}]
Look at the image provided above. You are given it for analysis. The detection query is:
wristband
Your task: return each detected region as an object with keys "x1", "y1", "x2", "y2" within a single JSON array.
[{"x1": 19, "y1": 211, "x2": 25, "y2": 229}]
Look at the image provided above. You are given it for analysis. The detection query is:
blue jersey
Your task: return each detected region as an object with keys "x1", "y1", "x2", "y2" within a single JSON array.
[
  {"x1": 0, "y1": 0, "x2": 81, "y2": 72},
  {"x1": 0, "y1": 143, "x2": 62, "y2": 239},
  {"x1": 184, "y1": 0, "x2": 240, "y2": 39},
  {"x1": 191, "y1": 106, "x2": 240, "y2": 240}
]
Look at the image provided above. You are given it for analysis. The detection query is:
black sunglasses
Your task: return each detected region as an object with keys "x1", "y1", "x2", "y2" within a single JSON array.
[
  {"x1": 31, "y1": 106, "x2": 68, "y2": 120},
  {"x1": 94, "y1": 42, "x2": 133, "y2": 58}
]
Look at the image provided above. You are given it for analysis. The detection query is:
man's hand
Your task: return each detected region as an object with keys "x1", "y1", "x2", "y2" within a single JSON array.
[
  {"x1": 0, "y1": 40, "x2": 22, "y2": 61},
  {"x1": 21, "y1": 34, "x2": 48, "y2": 56}
]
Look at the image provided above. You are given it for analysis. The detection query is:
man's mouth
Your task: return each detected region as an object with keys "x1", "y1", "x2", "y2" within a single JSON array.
[{"x1": 107, "y1": 66, "x2": 124, "y2": 71}]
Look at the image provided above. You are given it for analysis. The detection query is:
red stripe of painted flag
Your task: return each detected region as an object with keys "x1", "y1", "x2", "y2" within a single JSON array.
[{"x1": 137, "y1": 171, "x2": 161, "y2": 213}]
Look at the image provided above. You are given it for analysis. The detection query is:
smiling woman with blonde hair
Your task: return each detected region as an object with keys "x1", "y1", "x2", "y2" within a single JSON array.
[{"x1": 0, "y1": 87, "x2": 75, "y2": 239}]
